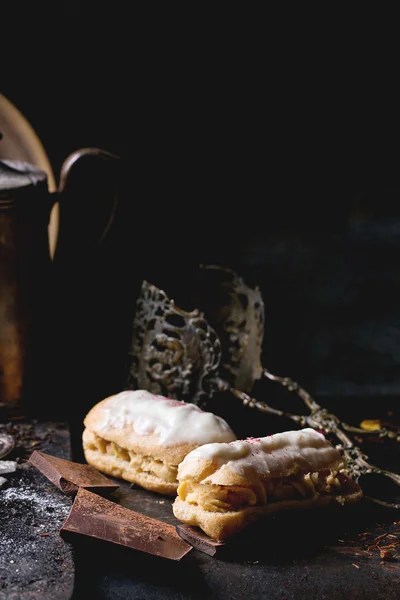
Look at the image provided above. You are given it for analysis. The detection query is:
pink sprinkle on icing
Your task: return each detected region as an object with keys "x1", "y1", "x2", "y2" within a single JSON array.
[{"x1": 167, "y1": 400, "x2": 186, "y2": 407}]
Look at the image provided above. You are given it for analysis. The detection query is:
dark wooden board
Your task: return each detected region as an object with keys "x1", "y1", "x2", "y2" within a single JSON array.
[{"x1": 0, "y1": 421, "x2": 74, "y2": 600}]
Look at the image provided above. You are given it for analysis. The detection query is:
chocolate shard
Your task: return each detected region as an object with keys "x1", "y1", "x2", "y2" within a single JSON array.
[
  {"x1": 176, "y1": 524, "x2": 226, "y2": 557},
  {"x1": 60, "y1": 488, "x2": 192, "y2": 561},
  {"x1": 28, "y1": 450, "x2": 119, "y2": 496},
  {"x1": 0, "y1": 460, "x2": 17, "y2": 474}
]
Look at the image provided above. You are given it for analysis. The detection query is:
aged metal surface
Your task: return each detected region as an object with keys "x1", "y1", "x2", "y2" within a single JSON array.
[
  {"x1": 0, "y1": 161, "x2": 51, "y2": 414},
  {"x1": 2, "y1": 413, "x2": 396, "y2": 598},
  {"x1": 127, "y1": 280, "x2": 221, "y2": 406},
  {"x1": 0, "y1": 421, "x2": 74, "y2": 600},
  {"x1": 70, "y1": 479, "x2": 400, "y2": 599},
  {"x1": 194, "y1": 265, "x2": 265, "y2": 393},
  {"x1": 0, "y1": 150, "x2": 120, "y2": 419}
]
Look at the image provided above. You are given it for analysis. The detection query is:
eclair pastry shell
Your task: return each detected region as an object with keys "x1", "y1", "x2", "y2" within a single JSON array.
[
  {"x1": 82, "y1": 391, "x2": 236, "y2": 495},
  {"x1": 173, "y1": 487, "x2": 363, "y2": 540},
  {"x1": 172, "y1": 429, "x2": 363, "y2": 538}
]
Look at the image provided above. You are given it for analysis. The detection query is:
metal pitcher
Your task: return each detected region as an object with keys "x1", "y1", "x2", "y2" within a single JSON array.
[{"x1": 0, "y1": 149, "x2": 119, "y2": 417}]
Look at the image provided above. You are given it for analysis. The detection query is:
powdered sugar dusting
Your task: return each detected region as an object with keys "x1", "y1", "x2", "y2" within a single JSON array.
[
  {"x1": 2, "y1": 480, "x2": 71, "y2": 516},
  {"x1": 0, "y1": 471, "x2": 72, "y2": 574}
]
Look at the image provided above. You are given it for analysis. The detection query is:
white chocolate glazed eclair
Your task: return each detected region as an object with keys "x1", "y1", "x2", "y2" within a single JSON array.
[
  {"x1": 173, "y1": 428, "x2": 363, "y2": 540},
  {"x1": 82, "y1": 390, "x2": 236, "y2": 495}
]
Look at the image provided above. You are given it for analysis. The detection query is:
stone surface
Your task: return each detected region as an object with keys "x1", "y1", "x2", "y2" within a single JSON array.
[{"x1": 0, "y1": 421, "x2": 74, "y2": 600}]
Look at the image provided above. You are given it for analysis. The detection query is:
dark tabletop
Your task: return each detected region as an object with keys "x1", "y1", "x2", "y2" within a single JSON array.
[
  {"x1": 70, "y1": 481, "x2": 400, "y2": 600},
  {"x1": 1, "y1": 396, "x2": 400, "y2": 600}
]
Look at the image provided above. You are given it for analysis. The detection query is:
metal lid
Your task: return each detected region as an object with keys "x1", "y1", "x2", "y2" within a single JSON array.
[{"x1": 0, "y1": 159, "x2": 48, "y2": 208}]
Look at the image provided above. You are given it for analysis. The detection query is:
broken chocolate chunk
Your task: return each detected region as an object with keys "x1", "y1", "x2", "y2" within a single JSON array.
[
  {"x1": 60, "y1": 488, "x2": 192, "y2": 561},
  {"x1": 28, "y1": 451, "x2": 119, "y2": 496},
  {"x1": 176, "y1": 524, "x2": 226, "y2": 556},
  {"x1": 0, "y1": 432, "x2": 14, "y2": 459},
  {"x1": 0, "y1": 460, "x2": 17, "y2": 475}
]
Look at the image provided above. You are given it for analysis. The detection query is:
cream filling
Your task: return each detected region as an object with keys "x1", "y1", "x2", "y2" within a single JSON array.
[
  {"x1": 177, "y1": 470, "x2": 355, "y2": 513},
  {"x1": 86, "y1": 432, "x2": 178, "y2": 483}
]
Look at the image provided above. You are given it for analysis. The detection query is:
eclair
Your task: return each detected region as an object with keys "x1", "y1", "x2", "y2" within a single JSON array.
[
  {"x1": 82, "y1": 390, "x2": 236, "y2": 495},
  {"x1": 173, "y1": 428, "x2": 363, "y2": 540}
]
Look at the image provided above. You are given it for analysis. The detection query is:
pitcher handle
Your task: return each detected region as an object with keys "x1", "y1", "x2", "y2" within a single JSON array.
[{"x1": 54, "y1": 147, "x2": 120, "y2": 259}]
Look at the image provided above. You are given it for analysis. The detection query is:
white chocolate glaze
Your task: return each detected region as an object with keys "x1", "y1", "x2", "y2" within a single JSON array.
[
  {"x1": 97, "y1": 390, "x2": 236, "y2": 447},
  {"x1": 178, "y1": 428, "x2": 345, "y2": 483}
]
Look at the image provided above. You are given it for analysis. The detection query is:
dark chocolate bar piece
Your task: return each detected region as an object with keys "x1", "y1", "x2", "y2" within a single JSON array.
[
  {"x1": 176, "y1": 524, "x2": 225, "y2": 557},
  {"x1": 28, "y1": 450, "x2": 119, "y2": 495},
  {"x1": 60, "y1": 488, "x2": 192, "y2": 561}
]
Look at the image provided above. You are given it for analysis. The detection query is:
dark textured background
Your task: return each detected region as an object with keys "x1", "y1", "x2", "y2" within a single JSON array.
[
  {"x1": 3, "y1": 6, "x2": 400, "y2": 417},
  {"x1": 2, "y1": 11, "x2": 400, "y2": 600}
]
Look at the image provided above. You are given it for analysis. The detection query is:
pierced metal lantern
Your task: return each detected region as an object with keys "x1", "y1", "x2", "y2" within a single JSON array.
[
  {"x1": 126, "y1": 279, "x2": 222, "y2": 406},
  {"x1": 194, "y1": 264, "x2": 264, "y2": 394}
]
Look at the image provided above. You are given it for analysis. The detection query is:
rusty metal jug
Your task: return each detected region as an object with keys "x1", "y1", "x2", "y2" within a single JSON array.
[{"x1": 0, "y1": 149, "x2": 119, "y2": 417}]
